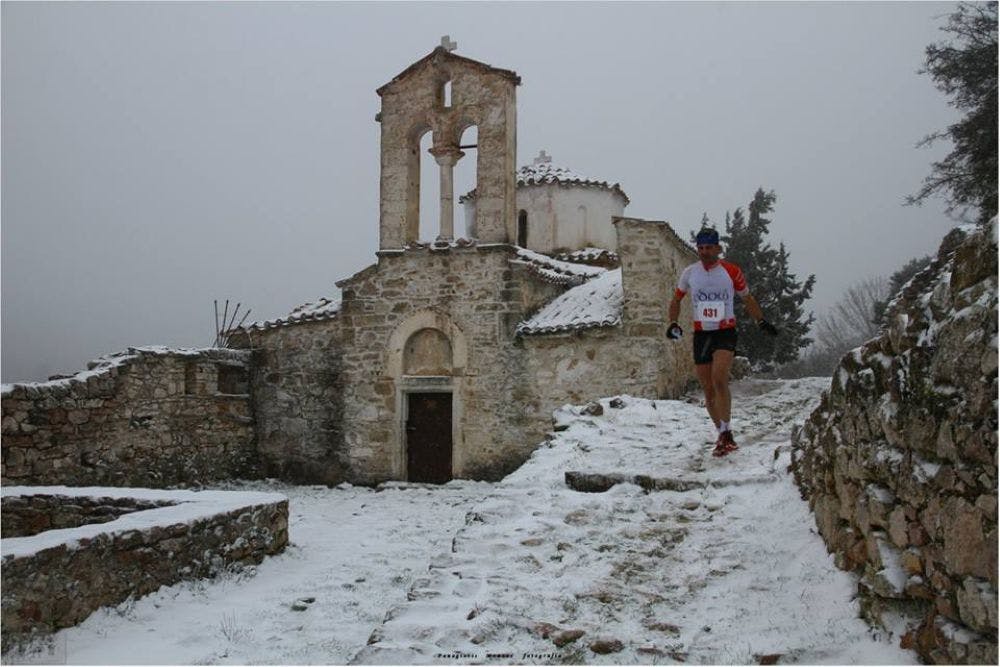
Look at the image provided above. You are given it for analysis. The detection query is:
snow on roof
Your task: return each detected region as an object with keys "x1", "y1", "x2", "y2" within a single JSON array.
[
  {"x1": 553, "y1": 247, "x2": 619, "y2": 264},
  {"x1": 459, "y1": 151, "x2": 629, "y2": 204},
  {"x1": 236, "y1": 296, "x2": 342, "y2": 332},
  {"x1": 518, "y1": 267, "x2": 623, "y2": 335},
  {"x1": 510, "y1": 246, "x2": 606, "y2": 286},
  {"x1": 1, "y1": 486, "x2": 287, "y2": 560}
]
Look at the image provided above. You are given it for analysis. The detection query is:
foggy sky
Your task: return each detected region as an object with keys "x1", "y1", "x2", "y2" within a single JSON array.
[{"x1": 2, "y1": 1, "x2": 962, "y2": 383}]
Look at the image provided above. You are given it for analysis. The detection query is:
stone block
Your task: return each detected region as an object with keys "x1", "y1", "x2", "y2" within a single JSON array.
[
  {"x1": 942, "y1": 498, "x2": 990, "y2": 579},
  {"x1": 956, "y1": 577, "x2": 997, "y2": 633},
  {"x1": 901, "y1": 548, "x2": 923, "y2": 576},
  {"x1": 888, "y1": 506, "x2": 909, "y2": 548}
]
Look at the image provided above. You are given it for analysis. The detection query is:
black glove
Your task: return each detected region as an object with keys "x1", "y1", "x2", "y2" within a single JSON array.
[
  {"x1": 666, "y1": 322, "x2": 683, "y2": 340},
  {"x1": 758, "y1": 319, "x2": 779, "y2": 336}
]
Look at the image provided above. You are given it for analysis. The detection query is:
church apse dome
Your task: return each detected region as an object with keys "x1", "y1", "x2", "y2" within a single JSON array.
[{"x1": 460, "y1": 150, "x2": 629, "y2": 255}]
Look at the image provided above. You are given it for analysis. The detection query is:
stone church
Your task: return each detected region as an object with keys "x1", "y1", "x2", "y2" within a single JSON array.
[
  {"x1": 1, "y1": 41, "x2": 697, "y2": 490},
  {"x1": 224, "y1": 41, "x2": 697, "y2": 486}
]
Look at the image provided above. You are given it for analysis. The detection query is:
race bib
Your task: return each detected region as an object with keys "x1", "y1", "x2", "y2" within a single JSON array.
[{"x1": 696, "y1": 301, "x2": 725, "y2": 324}]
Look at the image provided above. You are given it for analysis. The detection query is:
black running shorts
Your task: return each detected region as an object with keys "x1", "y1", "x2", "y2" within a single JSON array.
[{"x1": 692, "y1": 328, "x2": 738, "y2": 365}]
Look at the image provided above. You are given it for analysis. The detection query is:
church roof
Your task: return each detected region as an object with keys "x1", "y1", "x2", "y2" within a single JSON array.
[
  {"x1": 376, "y1": 45, "x2": 520, "y2": 97},
  {"x1": 234, "y1": 296, "x2": 341, "y2": 332},
  {"x1": 553, "y1": 247, "x2": 620, "y2": 265},
  {"x1": 510, "y1": 246, "x2": 606, "y2": 286},
  {"x1": 459, "y1": 151, "x2": 630, "y2": 204},
  {"x1": 517, "y1": 268, "x2": 623, "y2": 335}
]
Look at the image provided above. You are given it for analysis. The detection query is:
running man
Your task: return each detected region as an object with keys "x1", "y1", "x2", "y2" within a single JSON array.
[{"x1": 666, "y1": 229, "x2": 778, "y2": 457}]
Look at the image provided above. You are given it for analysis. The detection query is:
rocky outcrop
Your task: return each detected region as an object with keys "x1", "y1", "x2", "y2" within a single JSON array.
[{"x1": 791, "y1": 221, "x2": 998, "y2": 664}]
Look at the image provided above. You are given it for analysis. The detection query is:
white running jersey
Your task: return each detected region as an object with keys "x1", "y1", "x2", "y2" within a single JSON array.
[{"x1": 675, "y1": 260, "x2": 749, "y2": 331}]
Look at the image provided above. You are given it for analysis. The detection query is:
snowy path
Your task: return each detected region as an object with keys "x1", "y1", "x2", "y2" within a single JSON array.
[
  {"x1": 6, "y1": 379, "x2": 917, "y2": 665},
  {"x1": 354, "y1": 378, "x2": 915, "y2": 665}
]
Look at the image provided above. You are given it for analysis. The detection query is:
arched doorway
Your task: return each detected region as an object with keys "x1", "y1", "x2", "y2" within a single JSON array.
[{"x1": 402, "y1": 327, "x2": 453, "y2": 483}]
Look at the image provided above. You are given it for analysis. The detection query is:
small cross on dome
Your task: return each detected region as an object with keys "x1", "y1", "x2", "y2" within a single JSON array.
[
  {"x1": 440, "y1": 35, "x2": 458, "y2": 52},
  {"x1": 533, "y1": 150, "x2": 552, "y2": 165}
]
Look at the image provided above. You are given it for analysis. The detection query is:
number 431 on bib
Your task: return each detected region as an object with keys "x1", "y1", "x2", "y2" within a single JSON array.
[{"x1": 697, "y1": 301, "x2": 725, "y2": 323}]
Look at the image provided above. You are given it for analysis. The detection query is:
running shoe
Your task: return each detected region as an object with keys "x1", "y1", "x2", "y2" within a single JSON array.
[{"x1": 712, "y1": 431, "x2": 739, "y2": 457}]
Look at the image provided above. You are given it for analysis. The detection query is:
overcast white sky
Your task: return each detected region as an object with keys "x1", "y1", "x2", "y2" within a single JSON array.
[{"x1": 2, "y1": 1, "x2": 962, "y2": 383}]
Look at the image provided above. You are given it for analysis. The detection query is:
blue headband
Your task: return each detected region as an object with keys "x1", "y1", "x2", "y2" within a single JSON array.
[{"x1": 695, "y1": 230, "x2": 719, "y2": 245}]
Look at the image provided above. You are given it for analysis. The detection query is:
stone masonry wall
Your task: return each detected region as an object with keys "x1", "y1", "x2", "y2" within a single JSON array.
[
  {"x1": 519, "y1": 218, "x2": 697, "y2": 450},
  {"x1": 337, "y1": 244, "x2": 540, "y2": 484},
  {"x1": 378, "y1": 48, "x2": 518, "y2": 248},
  {"x1": 227, "y1": 247, "x2": 569, "y2": 487},
  {"x1": 1, "y1": 489, "x2": 288, "y2": 651},
  {"x1": 1, "y1": 494, "x2": 174, "y2": 538},
  {"x1": 231, "y1": 223, "x2": 699, "y2": 487},
  {"x1": 1, "y1": 347, "x2": 256, "y2": 488},
  {"x1": 615, "y1": 217, "x2": 697, "y2": 394},
  {"x1": 791, "y1": 223, "x2": 998, "y2": 664},
  {"x1": 227, "y1": 320, "x2": 345, "y2": 485}
]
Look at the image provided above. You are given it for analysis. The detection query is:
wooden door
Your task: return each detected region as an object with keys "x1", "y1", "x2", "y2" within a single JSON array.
[{"x1": 406, "y1": 392, "x2": 453, "y2": 483}]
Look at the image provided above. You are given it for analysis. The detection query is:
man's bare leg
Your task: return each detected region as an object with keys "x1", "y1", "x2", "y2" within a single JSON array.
[
  {"x1": 711, "y1": 350, "x2": 735, "y2": 426},
  {"x1": 695, "y1": 362, "x2": 719, "y2": 429}
]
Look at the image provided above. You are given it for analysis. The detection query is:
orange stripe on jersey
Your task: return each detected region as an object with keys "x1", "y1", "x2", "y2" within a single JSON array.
[{"x1": 720, "y1": 260, "x2": 748, "y2": 295}]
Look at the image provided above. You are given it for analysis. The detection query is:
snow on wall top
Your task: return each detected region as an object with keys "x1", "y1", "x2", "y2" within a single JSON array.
[
  {"x1": 459, "y1": 151, "x2": 629, "y2": 205},
  {"x1": 518, "y1": 267, "x2": 623, "y2": 335},
  {"x1": 1, "y1": 486, "x2": 287, "y2": 560},
  {"x1": 234, "y1": 296, "x2": 342, "y2": 333},
  {"x1": 0, "y1": 346, "x2": 249, "y2": 397},
  {"x1": 510, "y1": 246, "x2": 607, "y2": 286}
]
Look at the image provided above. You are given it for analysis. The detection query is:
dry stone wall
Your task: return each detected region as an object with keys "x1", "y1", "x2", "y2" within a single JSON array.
[
  {"x1": 1, "y1": 494, "x2": 173, "y2": 538},
  {"x1": 1, "y1": 347, "x2": 256, "y2": 488},
  {"x1": 1, "y1": 488, "x2": 287, "y2": 651},
  {"x1": 791, "y1": 223, "x2": 998, "y2": 664}
]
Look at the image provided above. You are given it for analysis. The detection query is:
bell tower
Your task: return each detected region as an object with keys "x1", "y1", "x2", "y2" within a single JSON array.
[{"x1": 375, "y1": 38, "x2": 520, "y2": 248}]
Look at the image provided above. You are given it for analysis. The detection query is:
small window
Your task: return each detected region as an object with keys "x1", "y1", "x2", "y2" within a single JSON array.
[
  {"x1": 443, "y1": 80, "x2": 452, "y2": 108},
  {"x1": 517, "y1": 210, "x2": 528, "y2": 247}
]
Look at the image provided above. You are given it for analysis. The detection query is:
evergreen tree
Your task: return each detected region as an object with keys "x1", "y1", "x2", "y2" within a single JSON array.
[
  {"x1": 720, "y1": 188, "x2": 816, "y2": 371},
  {"x1": 907, "y1": 2, "x2": 998, "y2": 224}
]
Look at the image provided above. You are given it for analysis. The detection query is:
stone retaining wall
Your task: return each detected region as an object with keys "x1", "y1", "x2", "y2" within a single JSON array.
[
  {"x1": 1, "y1": 493, "x2": 174, "y2": 538},
  {"x1": 1, "y1": 487, "x2": 288, "y2": 651},
  {"x1": 1, "y1": 347, "x2": 257, "y2": 488},
  {"x1": 791, "y1": 223, "x2": 998, "y2": 664}
]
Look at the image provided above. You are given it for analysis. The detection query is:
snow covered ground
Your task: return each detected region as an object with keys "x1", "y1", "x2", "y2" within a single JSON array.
[{"x1": 4, "y1": 378, "x2": 917, "y2": 665}]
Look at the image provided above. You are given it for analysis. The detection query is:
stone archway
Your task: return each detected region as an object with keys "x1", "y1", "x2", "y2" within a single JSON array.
[
  {"x1": 384, "y1": 311, "x2": 468, "y2": 481},
  {"x1": 403, "y1": 328, "x2": 453, "y2": 376}
]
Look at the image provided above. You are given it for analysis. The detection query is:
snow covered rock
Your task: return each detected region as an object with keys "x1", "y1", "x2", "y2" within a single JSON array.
[{"x1": 791, "y1": 220, "x2": 998, "y2": 664}]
